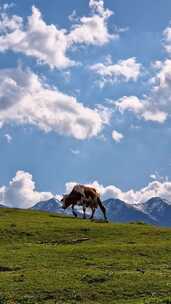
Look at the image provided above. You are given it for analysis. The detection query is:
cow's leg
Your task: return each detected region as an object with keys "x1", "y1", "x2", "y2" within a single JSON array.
[
  {"x1": 79, "y1": 196, "x2": 87, "y2": 219},
  {"x1": 97, "y1": 197, "x2": 107, "y2": 221},
  {"x1": 83, "y1": 203, "x2": 86, "y2": 219},
  {"x1": 72, "y1": 204, "x2": 77, "y2": 217},
  {"x1": 90, "y1": 207, "x2": 95, "y2": 219}
]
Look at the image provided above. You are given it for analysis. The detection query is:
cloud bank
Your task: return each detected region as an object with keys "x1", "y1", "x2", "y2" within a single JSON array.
[{"x1": 1, "y1": 171, "x2": 171, "y2": 209}]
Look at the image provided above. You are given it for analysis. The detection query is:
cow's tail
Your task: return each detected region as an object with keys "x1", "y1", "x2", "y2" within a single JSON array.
[{"x1": 97, "y1": 197, "x2": 107, "y2": 221}]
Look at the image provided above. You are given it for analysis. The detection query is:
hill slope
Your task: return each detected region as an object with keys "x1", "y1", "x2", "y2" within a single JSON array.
[{"x1": 0, "y1": 208, "x2": 171, "y2": 304}]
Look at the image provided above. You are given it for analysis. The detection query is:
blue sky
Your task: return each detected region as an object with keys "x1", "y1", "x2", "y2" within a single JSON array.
[{"x1": 0, "y1": 0, "x2": 171, "y2": 207}]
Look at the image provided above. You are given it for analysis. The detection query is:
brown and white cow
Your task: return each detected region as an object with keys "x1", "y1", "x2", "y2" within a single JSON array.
[{"x1": 61, "y1": 184, "x2": 107, "y2": 220}]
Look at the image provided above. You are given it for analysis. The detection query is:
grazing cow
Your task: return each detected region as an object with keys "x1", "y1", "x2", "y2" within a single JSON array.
[{"x1": 61, "y1": 184, "x2": 107, "y2": 220}]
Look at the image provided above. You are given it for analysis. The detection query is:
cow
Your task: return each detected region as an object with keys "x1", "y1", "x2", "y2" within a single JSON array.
[{"x1": 61, "y1": 184, "x2": 107, "y2": 221}]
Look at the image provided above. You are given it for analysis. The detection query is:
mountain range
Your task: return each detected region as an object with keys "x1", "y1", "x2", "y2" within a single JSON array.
[
  {"x1": 31, "y1": 196, "x2": 171, "y2": 226},
  {"x1": 0, "y1": 204, "x2": 6, "y2": 208}
]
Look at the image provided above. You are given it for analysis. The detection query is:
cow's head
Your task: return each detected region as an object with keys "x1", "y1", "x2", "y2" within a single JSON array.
[{"x1": 61, "y1": 194, "x2": 71, "y2": 209}]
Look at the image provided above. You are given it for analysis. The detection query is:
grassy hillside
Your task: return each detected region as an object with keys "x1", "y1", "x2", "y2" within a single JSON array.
[{"x1": 0, "y1": 209, "x2": 171, "y2": 303}]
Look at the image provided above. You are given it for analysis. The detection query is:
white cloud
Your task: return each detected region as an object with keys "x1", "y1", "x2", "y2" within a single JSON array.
[
  {"x1": 142, "y1": 58, "x2": 171, "y2": 122},
  {"x1": 0, "y1": 11, "x2": 22, "y2": 32},
  {"x1": 94, "y1": 180, "x2": 171, "y2": 204},
  {"x1": 163, "y1": 25, "x2": 171, "y2": 54},
  {"x1": 4, "y1": 133, "x2": 12, "y2": 143},
  {"x1": 89, "y1": 0, "x2": 107, "y2": 16},
  {"x1": 90, "y1": 57, "x2": 142, "y2": 86},
  {"x1": 0, "y1": 1, "x2": 117, "y2": 69},
  {"x1": 0, "y1": 66, "x2": 110, "y2": 140},
  {"x1": 115, "y1": 95, "x2": 167, "y2": 123},
  {"x1": 142, "y1": 110, "x2": 167, "y2": 123},
  {"x1": 0, "y1": 170, "x2": 52, "y2": 208},
  {"x1": 65, "y1": 180, "x2": 171, "y2": 205},
  {"x1": 152, "y1": 59, "x2": 171, "y2": 92},
  {"x1": 115, "y1": 96, "x2": 144, "y2": 114},
  {"x1": 0, "y1": 6, "x2": 73, "y2": 69},
  {"x1": 112, "y1": 28, "x2": 171, "y2": 124},
  {"x1": 68, "y1": 0, "x2": 116, "y2": 47},
  {"x1": 111, "y1": 130, "x2": 124, "y2": 142}
]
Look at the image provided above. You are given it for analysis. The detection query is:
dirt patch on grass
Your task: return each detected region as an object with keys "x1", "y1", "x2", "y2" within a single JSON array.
[
  {"x1": 38, "y1": 237, "x2": 90, "y2": 246},
  {"x1": 0, "y1": 265, "x2": 20, "y2": 272}
]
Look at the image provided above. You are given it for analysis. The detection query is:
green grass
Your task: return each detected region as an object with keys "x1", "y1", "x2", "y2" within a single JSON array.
[{"x1": 0, "y1": 208, "x2": 171, "y2": 303}]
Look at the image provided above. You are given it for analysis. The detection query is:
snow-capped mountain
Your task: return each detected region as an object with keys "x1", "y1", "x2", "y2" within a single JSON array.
[
  {"x1": 31, "y1": 198, "x2": 64, "y2": 213},
  {"x1": 137, "y1": 197, "x2": 171, "y2": 226},
  {"x1": 99, "y1": 198, "x2": 157, "y2": 224}
]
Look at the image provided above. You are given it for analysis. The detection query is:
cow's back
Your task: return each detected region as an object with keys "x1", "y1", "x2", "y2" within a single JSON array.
[{"x1": 84, "y1": 186, "x2": 99, "y2": 198}]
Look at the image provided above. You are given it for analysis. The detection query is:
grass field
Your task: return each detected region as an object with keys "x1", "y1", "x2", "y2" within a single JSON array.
[{"x1": 0, "y1": 208, "x2": 171, "y2": 303}]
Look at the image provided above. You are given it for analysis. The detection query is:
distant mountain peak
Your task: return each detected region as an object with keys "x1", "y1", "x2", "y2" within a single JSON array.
[
  {"x1": 143, "y1": 197, "x2": 170, "y2": 210},
  {"x1": 0, "y1": 203, "x2": 6, "y2": 208},
  {"x1": 31, "y1": 197, "x2": 62, "y2": 212},
  {"x1": 140, "y1": 196, "x2": 171, "y2": 226},
  {"x1": 146, "y1": 196, "x2": 169, "y2": 204}
]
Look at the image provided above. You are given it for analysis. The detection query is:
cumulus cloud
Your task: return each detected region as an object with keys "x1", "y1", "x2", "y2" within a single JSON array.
[
  {"x1": 115, "y1": 95, "x2": 167, "y2": 124},
  {"x1": 151, "y1": 59, "x2": 171, "y2": 94},
  {"x1": 68, "y1": 0, "x2": 116, "y2": 46},
  {"x1": 65, "y1": 179, "x2": 171, "y2": 205},
  {"x1": 115, "y1": 96, "x2": 144, "y2": 114},
  {"x1": 0, "y1": 66, "x2": 110, "y2": 140},
  {"x1": 111, "y1": 130, "x2": 124, "y2": 142},
  {"x1": 90, "y1": 57, "x2": 142, "y2": 86},
  {"x1": 0, "y1": 1, "x2": 117, "y2": 69},
  {"x1": 142, "y1": 110, "x2": 167, "y2": 123},
  {"x1": 0, "y1": 170, "x2": 52, "y2": 208}
]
